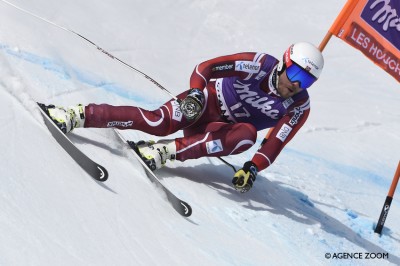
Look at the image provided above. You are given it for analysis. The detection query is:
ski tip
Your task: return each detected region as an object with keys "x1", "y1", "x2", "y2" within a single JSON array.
[
  {"x1": 126, "y1": 139, "x2": 191, "y2": 217},
  {"x1": 180, "y1": 201, "x2": 192, "y2": 217},
  {"x1": 96, "y1": 165, "x2": 109, "y2": 182}
]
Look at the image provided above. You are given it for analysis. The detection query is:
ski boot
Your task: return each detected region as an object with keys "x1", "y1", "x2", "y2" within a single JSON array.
[
  {"x1": 38, "y1": 103, "x2": 85, "y2": 134},
  {"x1": 129, "y1": 140, "x2": 176, "y2": 171}
]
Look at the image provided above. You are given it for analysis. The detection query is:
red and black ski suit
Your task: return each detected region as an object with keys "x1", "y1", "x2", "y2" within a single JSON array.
[{"x1": 84, "y1": 52, "x2": 310, "y2": 172}]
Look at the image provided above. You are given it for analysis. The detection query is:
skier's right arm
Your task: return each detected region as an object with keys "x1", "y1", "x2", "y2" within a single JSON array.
[{"x1": 189, "y1": 52, "x2": 259, "y2": 89}]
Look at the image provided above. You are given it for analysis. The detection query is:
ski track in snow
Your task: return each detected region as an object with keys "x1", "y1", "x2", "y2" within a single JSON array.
[{"x1": 0, "y1": 43, "x2": 153, "y2": 105}]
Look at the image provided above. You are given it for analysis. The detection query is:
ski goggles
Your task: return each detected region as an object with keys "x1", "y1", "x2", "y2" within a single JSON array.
[{"x1": 285, "y1": 60, "x2": 317, "y2": 90}]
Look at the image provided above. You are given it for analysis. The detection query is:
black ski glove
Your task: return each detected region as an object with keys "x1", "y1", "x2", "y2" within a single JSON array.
[
  {"x1": 232, "y1": 161, "x2": 258, "y2": 193},
  {"x1": 180, "y1": 88, "x2": 205, "y2": 120}
]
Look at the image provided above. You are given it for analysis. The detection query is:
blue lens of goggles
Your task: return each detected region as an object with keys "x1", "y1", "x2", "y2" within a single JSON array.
[{"x1": 286, "y1": 62, "x2": 317, "y2": 89}]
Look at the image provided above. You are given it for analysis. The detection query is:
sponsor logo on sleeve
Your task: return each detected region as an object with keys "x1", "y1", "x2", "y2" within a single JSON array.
[
  {"x1": 235, "y1": 61, "x2": 261, "y2": 74},
  {"x1": 212, "y1": 63, "x2": 234, "y2": 72},
  {"x1": 206, "y1": 139, "x2": 223, "y2": 154},
  {"x1": 289, "y1": 107, "x2": 304, "y2": 126},
  {"x1": 276, "y1": 124, "x2": 292, "y2": 142}
]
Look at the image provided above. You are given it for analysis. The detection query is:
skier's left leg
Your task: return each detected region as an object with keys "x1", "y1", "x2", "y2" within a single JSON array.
[{"x1": 41, "y1": 85, "x2": 220, "y2": 135}]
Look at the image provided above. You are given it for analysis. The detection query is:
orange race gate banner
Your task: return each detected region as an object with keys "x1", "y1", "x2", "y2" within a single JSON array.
[{"x1": 329, "y1": 0, "x2": 400, "y2": 82}]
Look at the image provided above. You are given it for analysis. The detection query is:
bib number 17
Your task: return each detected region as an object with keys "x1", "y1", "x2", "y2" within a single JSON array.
[{"x1": 230, "y1": 102, "x2": 250, "y2": 118}]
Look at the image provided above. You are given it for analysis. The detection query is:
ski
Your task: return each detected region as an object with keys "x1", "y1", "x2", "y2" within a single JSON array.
[
  {"x1": 37, "y1": 103, "x2": 108, "y2": 182},
  {"x1": 114, "y1": 130, "x2": 192, "y2": 217}
]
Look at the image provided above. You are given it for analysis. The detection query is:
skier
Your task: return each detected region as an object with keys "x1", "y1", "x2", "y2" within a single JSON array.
[{"x1": 41, "y1": 42, "x2": 324, "y2": 193}]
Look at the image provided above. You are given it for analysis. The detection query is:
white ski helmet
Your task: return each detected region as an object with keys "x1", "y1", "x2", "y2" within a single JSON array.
[{"x1": 277, "y1": 42, "x2": 324, "y2": 89}]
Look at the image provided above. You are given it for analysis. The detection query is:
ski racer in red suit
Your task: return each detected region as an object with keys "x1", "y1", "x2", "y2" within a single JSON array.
[{"x1": 42, "y1": 42, "x2": 324, "y2": 193}]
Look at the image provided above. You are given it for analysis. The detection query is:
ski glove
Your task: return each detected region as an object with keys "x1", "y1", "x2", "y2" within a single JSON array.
[
  {"x1": 232, "y1": 161, "x2": 258, "y2": 193},
  {"x1": 180, "y1": 88, "x2": 205, "y2": 121}
]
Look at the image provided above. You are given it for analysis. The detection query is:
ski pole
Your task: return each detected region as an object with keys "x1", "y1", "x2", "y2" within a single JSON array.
[
  {"x1": 374, "y1": 161, "x2": 400, "y2": 235},
  {"x1": 217, "y1": 157, "x2": 237, "y2": 173}
]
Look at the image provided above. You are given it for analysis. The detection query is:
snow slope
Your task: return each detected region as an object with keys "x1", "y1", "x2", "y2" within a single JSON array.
[{"x1": 0, "y1": 0, "x2": 399, "y2": 265}]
